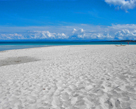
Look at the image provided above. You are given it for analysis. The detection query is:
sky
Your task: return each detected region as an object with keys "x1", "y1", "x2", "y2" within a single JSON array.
[{"x1": 0, "y1": 0, "x2": 136, "y2": 41}]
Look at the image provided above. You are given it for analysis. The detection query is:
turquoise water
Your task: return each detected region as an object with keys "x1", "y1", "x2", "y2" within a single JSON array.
[{"x1": 0, "y1": 42, "x2": 136, "y2": 51}]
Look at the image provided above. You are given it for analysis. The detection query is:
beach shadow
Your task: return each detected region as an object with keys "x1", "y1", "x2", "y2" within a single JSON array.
[{"x1": 0, "y1": 56, "x2": 40, "y2": 67}]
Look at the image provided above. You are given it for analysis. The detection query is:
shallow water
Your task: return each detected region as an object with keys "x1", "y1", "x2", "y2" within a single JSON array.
[{"x1": 0, "y1": 42, "x2": 136, "y2": 51}]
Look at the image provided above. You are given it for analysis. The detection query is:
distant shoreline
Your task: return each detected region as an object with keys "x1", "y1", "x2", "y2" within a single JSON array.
[{"x1": 0, "y1": 40, "x2": 136, "y2": 43}]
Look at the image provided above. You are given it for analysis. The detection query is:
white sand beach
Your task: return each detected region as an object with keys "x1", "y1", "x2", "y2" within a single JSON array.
[{"x1": 0, "y1": 45, "x2": 136, "y2": 109}]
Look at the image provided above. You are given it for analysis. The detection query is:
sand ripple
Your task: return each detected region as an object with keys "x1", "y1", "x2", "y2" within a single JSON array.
[{"x1": 0, "y1": 45, "x2": 136, "y2": 109}]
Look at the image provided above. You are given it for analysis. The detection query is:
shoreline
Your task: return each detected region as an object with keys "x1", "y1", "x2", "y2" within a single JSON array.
[{"x1": 0, "y1": 43, "x2": 133, "y2": 52}]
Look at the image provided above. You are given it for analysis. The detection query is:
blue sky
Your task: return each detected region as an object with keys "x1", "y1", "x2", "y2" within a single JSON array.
[{"x1": 0, "y1": 0, "x2": 136, "y2": 40}]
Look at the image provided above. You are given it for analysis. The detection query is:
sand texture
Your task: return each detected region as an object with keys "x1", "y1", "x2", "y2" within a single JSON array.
[
  {"x1": 0, "y1": 45, "x2": 136, "y2": 109},
  {"x1": 0, "y1": 56, "x2": 39, "y2": 67}
]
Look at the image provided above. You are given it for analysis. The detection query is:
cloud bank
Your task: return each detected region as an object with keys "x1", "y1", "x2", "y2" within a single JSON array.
[
  {"x1": 105, "y1": 0, "x2": 136, "y2": 11},
  {"x1": 115, "y1": 29, "x2": 136, "y2": 40},
  {"x1": 0, "y1": 24, "x2": 136, "y2": 40}
]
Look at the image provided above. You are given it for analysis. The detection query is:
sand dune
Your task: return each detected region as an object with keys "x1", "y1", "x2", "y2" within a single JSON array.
[{"x1": 0, "y1": 45, "x2": 136, "y2": 109}]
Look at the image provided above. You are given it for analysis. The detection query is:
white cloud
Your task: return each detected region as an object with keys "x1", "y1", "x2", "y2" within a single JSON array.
[
  {"x1": 115, "y1": 29, "x2": 136, "y2": 39},
  {"x1": 72, "y1": 28, "x2": 77, "y2": 33},
  {"x1": 105, "y1": 0, "x2": 136, "y2": 11},
  {"x1": 1, "y1": 24, "x2": 136, "y2": 40},
  {"x1": 14, "y1": 31, "x2": 68, "y2": 39},
  {"x1": 32, "y1": 31, "x2": 56, "y2": 39},
  {"x1": 69, "y1": 28, "x2": 113, "y2": 40},
  {"x1": 0, "y1": 33, "x2": 23, "y2": 39},
  {"x1": 57, "y1": 33, "x2": 68, "y2": 39},
  {"x1": 110, "y1": 24, "x2": 136, "y2": 30}
]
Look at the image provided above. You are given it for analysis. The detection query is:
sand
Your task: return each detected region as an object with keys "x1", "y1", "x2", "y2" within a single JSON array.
[
  {"x1": 0, "y1": 56, "x2": 39, "y2": 67},
  {"x1": 0, "y1": 45, "x2": 136, "y2": 109}
]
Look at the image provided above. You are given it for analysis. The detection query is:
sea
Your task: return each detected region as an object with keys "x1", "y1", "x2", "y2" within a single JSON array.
[{"x1": 0, "y1": 42, "x2": 136, "y2": 51}]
